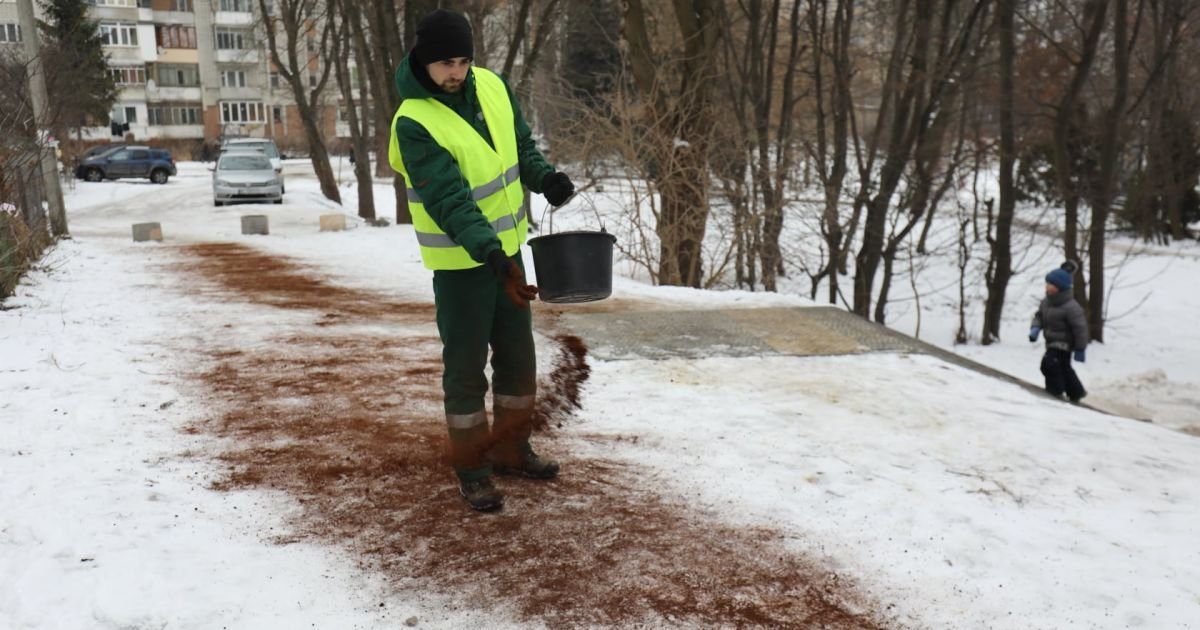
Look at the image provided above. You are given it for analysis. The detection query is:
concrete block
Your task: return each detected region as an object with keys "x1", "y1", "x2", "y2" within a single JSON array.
[
  {"x1": 319, "y1": 214, "x2": 347, "y2": 232},
  {"x1": 241, "y1": 215, "x2": 269, "y2": 235},
  {"x1": 132, "y1": 222, "x2": 162, "y2": 242}
]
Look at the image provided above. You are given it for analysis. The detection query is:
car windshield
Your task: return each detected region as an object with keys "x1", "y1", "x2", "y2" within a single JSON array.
[
  {"x1": 91, "y1": 146, "x2": 124, "y2": 159},
  {"x1": 219, "y1": 155, "x2": 271, "y2": 171},
  {"x1": 230, "y1": 142, "x2": 279, "y2": 159}
]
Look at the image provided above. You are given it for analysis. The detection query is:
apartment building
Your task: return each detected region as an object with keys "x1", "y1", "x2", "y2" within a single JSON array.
[{"x1": 0, "y1": 0, "x2": 347, "y2": 156}]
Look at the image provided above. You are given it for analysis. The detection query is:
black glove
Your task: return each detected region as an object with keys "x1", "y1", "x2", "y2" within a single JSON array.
[
  {"x1": 541, "y1": 171, "x2": 575, "y2": 206},
  {"x1": 486, "y1": 249, "x2": 539, "y2": 309}
]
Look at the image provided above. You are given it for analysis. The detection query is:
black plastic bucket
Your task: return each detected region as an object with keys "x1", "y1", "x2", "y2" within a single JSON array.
[{"x1": 528, "y1": 229, "x2": 617, "y2": 303}]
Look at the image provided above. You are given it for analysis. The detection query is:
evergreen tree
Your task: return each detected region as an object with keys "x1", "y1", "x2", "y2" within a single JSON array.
[{"x1": 39, "y1": 0, "x2": 116, "y2": 134}]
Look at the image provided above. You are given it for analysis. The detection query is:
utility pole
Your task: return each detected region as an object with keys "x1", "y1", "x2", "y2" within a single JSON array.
[{"x1": 17, "y1": 0, "x2": 69, "y2": 238}]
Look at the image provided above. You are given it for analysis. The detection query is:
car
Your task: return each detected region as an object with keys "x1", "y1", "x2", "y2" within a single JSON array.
[
  {"x1": 212, "y1": 151, "x2": 283, "y2": 206},
  {"x1": 76, "y1": 146, "x2": 177, "y2": 184},
  {"x1": 220, "y1": 138, "x2": 284, "y2": 193}
]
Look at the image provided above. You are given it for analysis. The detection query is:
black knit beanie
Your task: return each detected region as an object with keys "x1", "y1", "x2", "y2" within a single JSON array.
[{"x1": 412, "y1": 10, "x2": 474, "y2": 65}]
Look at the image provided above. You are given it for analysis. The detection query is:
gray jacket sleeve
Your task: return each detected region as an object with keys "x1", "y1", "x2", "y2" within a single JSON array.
[
  {"x1": 1066, "y1": 302, "x2": 1089, "y2": 350},
  {"x1": 1027, "y1": 300, "x2": 1046, "y2": 328}
]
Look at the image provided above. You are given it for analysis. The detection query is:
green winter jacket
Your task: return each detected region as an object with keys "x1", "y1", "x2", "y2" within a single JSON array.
[{"x1": 393, "y1": 55, "x2": 555, "y2": 265}]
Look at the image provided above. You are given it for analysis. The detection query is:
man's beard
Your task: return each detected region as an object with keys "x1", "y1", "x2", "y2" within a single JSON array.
[{"x1": 441, "y1": 79, "x2": 463, "y2": 93}]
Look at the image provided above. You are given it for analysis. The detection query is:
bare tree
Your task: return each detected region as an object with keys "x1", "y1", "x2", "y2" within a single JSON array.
[
  {"x1": 257, "y1": 0, "x2": 341, "y2": 204},
  {"x1": 981, "y1": 0, "x2": 1019, "y2": 344},
  {"x1": 851, "y1": 0, "x2": 993, "y2": 321},
  {"x1": 354, "y1": 0, "x2": 409, "y2": 222},
  {"x1": 718, "y1": 0, "x2": 806, "y2": 292},
  {"x1": 1, "y1": 51, "x2": 53, "y2": 297},
  {"x1": 1083, "y1": 0, "x2": 1136, "y2": 342},
  {"x1": 622, "y1": 0, "x2": 723, "y2": 287},
  {"x1": 1135, "y1": 0, "x2": 1195, "y2": 242},
  {"x1": 1045, "y1": 0, "x2": 1107, "y2": 314},
  {"x1": 805, "y1": 0, "x2": 855, "y2": 305},
  {"x1": 331, "y1": 0, "x2": 375, "y2": 221}
]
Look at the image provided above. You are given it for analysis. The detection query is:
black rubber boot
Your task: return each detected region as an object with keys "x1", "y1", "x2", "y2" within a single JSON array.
[
  {"x1": 459, "y1": 476, "x2": 504, "y2": 512},
  {"x1": 490, "y1": 403, "x2": 559, "y2": 479},
  {"x1": 493, "y1": 445, "x2": 560, "y2": 479}
]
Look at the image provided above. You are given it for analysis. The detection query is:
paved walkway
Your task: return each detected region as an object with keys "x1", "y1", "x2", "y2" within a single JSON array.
[{"x1": 551, "y1": 304, "x2": 1152, "y2": 422}]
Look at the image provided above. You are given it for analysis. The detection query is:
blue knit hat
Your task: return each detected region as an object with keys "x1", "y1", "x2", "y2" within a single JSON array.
[{"x1": 1046, "y1": 268, "x2": 1073, "y2": 291}]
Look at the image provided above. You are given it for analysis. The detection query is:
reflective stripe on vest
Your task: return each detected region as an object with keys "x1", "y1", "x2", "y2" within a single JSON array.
[{"x1": 388, "y1": 67, "x2": 526, "y2": 270}]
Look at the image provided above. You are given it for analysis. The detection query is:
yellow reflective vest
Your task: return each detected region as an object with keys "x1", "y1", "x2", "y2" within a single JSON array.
[{"x1": 388, "y1": 67, "x2": 527, "y2": 270}]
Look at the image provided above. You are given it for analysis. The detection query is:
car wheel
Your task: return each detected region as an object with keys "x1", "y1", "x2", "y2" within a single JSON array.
[
  {"x1": 214, "y1": 200, "x2": 224, "y2": 207},
  {"x1": 85, "y1": 168, "x2": 103, "y2": 182},
  {"x1": 150, "y1": 169, "x2": 169, "y2": 184},
  {"x1": 273, "y1": 198, "x2": 282, "y2": 205}
]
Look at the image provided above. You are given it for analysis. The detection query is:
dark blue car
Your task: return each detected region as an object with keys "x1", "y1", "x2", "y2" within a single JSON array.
[{"x1": 76, "y1": 146, "x2": 177, "y2": 184}]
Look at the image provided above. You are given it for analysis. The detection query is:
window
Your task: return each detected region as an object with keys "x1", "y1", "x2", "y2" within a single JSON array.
[
  {"x1": 109, "y1": 65, "x2": 147, "y2": 85},
  {"x1": 155, "y1": 64, "x2": 200, "y2": 87},
  {"x1": 100, "y1": 23, "x2": 138, "y2": 47},
  {"x1": 220, "y1": 101, "x2": 265, "y2": 124},
  {"x1": 272, "y1": 105, "x2": 283, "y2": 123},
  {"x1": 95, "y1": 0, "x2": 137, "y2": 6},
  {"x1": 221, "y1": 70, "x2": 247, "y2": 88},
  {"x1": 215, "y1": 29, "x2": 249, "y2": 50},
  {"x1": 219, "y1": 0, "x2": 252, "y2": 11},
  {"x1": 148, "y1": 103, "x2": 201, "y2": 126},
  {"x1": 124, "y1": 106, "x2": 138, "y2": 124},
  {"x1": 172, "y1": 0, "x2": 193, "y2": 10},
  {"x1": 0, "y1": 24, "x2": 21, "y2": 44},
  {"x1": 308, "y1": 72, "x2": 316, "y2": 88},
  {"x1": 156, "y1": 25, "x2": 196, "y2": 49},
  {"x1": 268, "y1": 71, "x2": 279, "y2": 89}
]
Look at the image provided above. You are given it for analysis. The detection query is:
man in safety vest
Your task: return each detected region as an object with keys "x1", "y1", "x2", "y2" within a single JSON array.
[{"x1": 389, "y1": 9, "x2": 575, "y2": 512}]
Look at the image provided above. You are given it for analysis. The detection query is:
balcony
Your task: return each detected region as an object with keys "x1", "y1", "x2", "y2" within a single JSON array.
[
  {"x1": 151, "y1": 11, "x2": 197, "y2": 26},
  {"x1": 147, "y1": 124, "x2": 205, "y2": 140},
  {"x1": 90, "y1": 6, "x2": 140, "y2": 21},
  {"x1": 104, "y1": 47, "x2": 146, "y2": 64},
  {"x1": 216, "y1": 48, "x2": 258, "y2": 64},
  {"x1": 117, "y1": 85, "x2": 149, "y2": 100},
  {"x1": 214, "y1": 11, "x2": 253, "y2": 26},
  {"x1": 219, "y1": 86, "x2": 263, "y2": 101},
  {"x1": 146, "y1": 85, "x2": 203, "y2": 102},
  {"x1": 156, "y1": 48, "x2": 199, "y2": 64}
]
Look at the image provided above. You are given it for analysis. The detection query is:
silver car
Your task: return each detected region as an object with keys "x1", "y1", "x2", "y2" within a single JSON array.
[
  {"x1": 212, "y1": 152, "x2": 283, "y2": 206},
  {"x1": 221, "y1": 137, "x2": 284, "y2": 192}
]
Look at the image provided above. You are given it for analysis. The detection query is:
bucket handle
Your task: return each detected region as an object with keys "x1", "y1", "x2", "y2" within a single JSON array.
[
  {"x1": 539, "y1": 182, "x2": 606, "y2": 234},
  {"x1": 539, "y1": 192, "x2": 577, "y2": 235}
]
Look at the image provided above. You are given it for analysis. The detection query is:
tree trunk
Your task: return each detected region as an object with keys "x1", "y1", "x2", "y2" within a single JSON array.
[
  {"x1": 982, "y1": 0, "x2": 1017, "y2": 345},
  {"x1": 1086, "y1": 0, "x2": 1132, "y2": 343},
  {"x1": 854, "y1": 0, "x2": 991, "y2": 319},
  {"x1": 334, "y1": 0, "x2": 375, "y2": 220},
  {"x1": 623, "y1": 0, "x2": 721, "y2": 288},
  {"x1": 297, "y1": 99, "x2": 341, "y2": 203},
  {"x1": 808, "y1": 0, "x2": 854, "y2": 305},
  {"x1": 852, "y1": 0, "x2": 925, "y2": 317},
  {"x1": 1049, "y1": 0, "x2": 1107, "y2": 312}
]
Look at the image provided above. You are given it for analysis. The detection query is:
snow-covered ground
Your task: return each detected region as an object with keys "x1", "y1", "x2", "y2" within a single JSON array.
[{"x1": 2, "y1": 161, "x2": 1198, "y2": 628}]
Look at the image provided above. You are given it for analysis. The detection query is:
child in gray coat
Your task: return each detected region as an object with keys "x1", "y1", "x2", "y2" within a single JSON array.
[{"x1": 1029, "y1": 261, "x2": 1089, "y2": 402}]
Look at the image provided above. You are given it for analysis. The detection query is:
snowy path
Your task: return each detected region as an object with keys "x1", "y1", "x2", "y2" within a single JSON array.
[{"x1": 3, "y1": 170, "x2": 1199, "y2": 628}]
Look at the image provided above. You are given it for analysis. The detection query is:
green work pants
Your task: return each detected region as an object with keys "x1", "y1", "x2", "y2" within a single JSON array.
[{"x1": 432, "y1": 253, "x2": 536, "y2": 480}]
